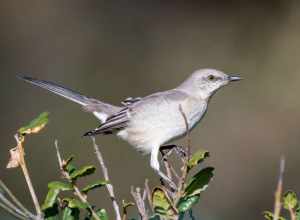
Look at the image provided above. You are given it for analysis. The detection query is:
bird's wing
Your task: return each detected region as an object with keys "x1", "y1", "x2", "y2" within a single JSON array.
[
  {"x1": 121, "y1": 97, "x2": 142, "y2": 106},
  {"x1": 18, "y1": 75, "x2": 122, "y2": 122},
  {"x1": 84, "y1": 106, "x2": 130, "y2": 135},
  {"x1": 84, "y1": 89, "x2": 189, "y2": 136}
]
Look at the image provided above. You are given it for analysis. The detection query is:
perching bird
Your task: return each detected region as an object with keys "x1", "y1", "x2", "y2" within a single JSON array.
[{"x1": 18, "y1": 69, "x2": 241, "y2": 187}]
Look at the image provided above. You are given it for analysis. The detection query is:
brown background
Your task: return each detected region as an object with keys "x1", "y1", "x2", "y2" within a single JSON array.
[{"x1": 0, "y1": 1, "x2": 300, "y2": 219}]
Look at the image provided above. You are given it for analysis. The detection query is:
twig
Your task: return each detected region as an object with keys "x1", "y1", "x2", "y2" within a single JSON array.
[
  {"x1": 55, "y1": 141, "x2": 101, "y2": 220},
  {"x1": 14, "y1": 134, "x2": 42, "y2": 219},
  {"x1": 288, "y1": 207, "x2": 296, "y2": 220},
  {"x1": 0, "y1": 193, "x2": 27, "y2": 219},
  {"x1": 90, "y1": 136, "x2": 122, "y2": 220},
  {"x1": 144, "y1": 179, "x2": 153, "y2": 211},
  {"x1": 273, "y1": 156, "x2": 285, "y2": 220},
  {"x1": 131, "y1": 187, "x2": 148, "y2": 220},
  {"x1": 174, "y1": 105, "x2": 191, "y2": 204},
  {"x1": 179, "y1": 105, "x2": 191, "y2": 160},
  {"x1": 0, "y1": 202, "x2": 27, "y2": 220},
  {"x1": 0, "y1": 180, "x2": 34, "y2": 218}
]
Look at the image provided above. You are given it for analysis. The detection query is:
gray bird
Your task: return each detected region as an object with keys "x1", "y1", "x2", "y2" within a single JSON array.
[{"x1": 18, "y1": 69, "x2": 241, "y2": 187}]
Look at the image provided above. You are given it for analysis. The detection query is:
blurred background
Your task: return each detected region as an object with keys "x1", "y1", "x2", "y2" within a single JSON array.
[{"x1": 0, "y1": 0, "x2": 300, "y2": 219}]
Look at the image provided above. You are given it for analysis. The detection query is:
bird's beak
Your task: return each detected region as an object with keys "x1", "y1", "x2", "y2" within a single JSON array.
[{"x1": 228, "y1": 75, "x2": 242, "y2": 82}]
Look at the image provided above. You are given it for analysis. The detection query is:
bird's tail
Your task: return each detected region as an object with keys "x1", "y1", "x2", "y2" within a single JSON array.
[
  {"x1": 18, "y1": 75, "x2": 90, "y2": 106},
  {"x1": 18, "y1": 75, "x2": 122, "y2": 122}
]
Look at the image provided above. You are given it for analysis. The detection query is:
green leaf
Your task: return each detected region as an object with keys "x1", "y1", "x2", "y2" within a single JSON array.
[
  {"x1": 18, "y1": 112, "x2": 49, "y2": 135},
  {"x1": 96, "y1": 209, "x2": 109, "y2": 220},
  {"x1": 66, "y1": 164, "x2": 77, "y2": 175},
  {"x1": 152, "y1": 187, "x2": 177, "y2": 217},
  {"x1": 149, "y1": 215, "x2": 160, "y2": 220},
  {"x1": 62, "y1": 198, "x2": 88, "y2": 209},
  {"x1": 177, "y1": 195, "x2": 200, "y2": 213},
  {"x1": 48, "y1": 181, "x2": 72, "y2": 191},
  {"x1": 296, "y1": 207, "x2": 300, "y2": 220},
  {"x1": 62, "y1": 207, "x2": 80, "y2": 220},
  {"x1": 283, "y1": 191, "x2": 298, "y2": 210},
  {"x1": 42, "y1": 188, "x2": 60, "y2": 210},
  {"x1": 82, "y1": 180, "x2": 109, "y2": 194},
  {"x1": 263, "y1": 211, "x2": 286, "y2": 220},
  {"x1": 187, "y1": 150, "x2": 209, "y2": 171},
  {"x1": 70, "y1": 165, "x2": 96, "y2": 180},
  {"x1": 185, "y1": 167, "x2": 214, "y2": 196},
  {"x1": 44, "y1": 203, "x2": 59, "y2": 220}
]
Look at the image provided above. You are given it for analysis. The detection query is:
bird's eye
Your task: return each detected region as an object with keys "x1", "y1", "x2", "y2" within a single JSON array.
[{"x1": 208, "y1": 75, "x2": 216, "y2": 81}]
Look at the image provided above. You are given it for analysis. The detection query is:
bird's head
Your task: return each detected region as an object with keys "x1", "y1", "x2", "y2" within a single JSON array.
[{"x1": 178, "y1": 68, "x2": 241, "y2": 100}]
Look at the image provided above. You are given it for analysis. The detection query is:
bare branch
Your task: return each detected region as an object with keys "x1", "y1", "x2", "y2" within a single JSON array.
[
  {"x1": 90, "y1": 136, "x2": 122, "y2": 220},
  {"x1": 0, "y1": 202, "x2": 27, "y2": 220},
  {"x1": 55, "y1": 141, "x2": 101, "y2": 220},
  {"x1": 14, "y1": 134, "x2": 42, "y2": 219},
  {"x1": 179, "y1": 105, "x2": 191, "y2": 160},
  {"x1": 144, "y1": 179, "x2": 153, "y2": 212},
  {"x1": 174, "y1": 105, "x2": 192, "y2": 204},
  {"x1": 131, "y1": 186, "x2": 148, "y2": 220},
  {"x1": 273, "y1": 156, "x2": 285, "y2": 220},
  {"x1": 0, "y1": 193, "x2": 27, "y2": 219},
  {"x1": 0, "y1": 180, "x2": 35, "y2": 219}
]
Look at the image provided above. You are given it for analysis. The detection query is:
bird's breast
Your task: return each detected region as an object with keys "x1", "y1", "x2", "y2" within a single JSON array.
[{"x1": 117, "y1": 98, "x2": 207, "y2": 154}]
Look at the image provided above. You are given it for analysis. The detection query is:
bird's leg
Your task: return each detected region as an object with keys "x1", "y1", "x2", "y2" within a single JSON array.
[{"x1": 151, "y1": 146, "x2": 177, "y2": 190}]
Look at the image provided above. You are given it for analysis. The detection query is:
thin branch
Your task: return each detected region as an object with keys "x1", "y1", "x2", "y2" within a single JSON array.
[
  {"x1": 90, "y1": 136, "x2": 122, "y2": 220},
  {"x1": 288, "y1": 207, "x2": 296, "y2": 220},
  {"x1": 144, "y1": 179, "x2": 153, "y2": 212},
  {"x1": 55, "y1": 141, "x2": 101, "y2": 220},
  {"x1": 0, "y1": 193, "x2": 27, "y2": 219},
  {"x1": 0, "y1": 180, "x2": 34, "y2": 218},
  {"x1": 131, "y1": 187, "x2": 148, "y2": 220},
  {"x1": 0, "y1": 202, "x2": 27, "y2": 220},
  {"x1": 273, "y1": 156, "x2": 285, "y2": 220},
  {"x1": 174, "y1": 105, "x2": 191, "y2": 204},
  {"x1": 179, "y1": 105, "x2": 191, "y2": 160},
  {"x1": 14, "y1": 134, "x2": 42, "y2": 219}
]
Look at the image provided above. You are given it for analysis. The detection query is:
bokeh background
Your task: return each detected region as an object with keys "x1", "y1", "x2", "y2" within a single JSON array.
[{"x1": 0, "y1": 1, "x2": 300, "y2": 219}]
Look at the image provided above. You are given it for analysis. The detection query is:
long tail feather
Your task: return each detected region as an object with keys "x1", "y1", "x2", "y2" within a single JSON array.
[{"x1": 18, "y1": 75, "x2": 90, "y2": 106}]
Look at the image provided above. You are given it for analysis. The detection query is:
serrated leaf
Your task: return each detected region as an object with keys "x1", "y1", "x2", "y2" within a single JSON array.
[
  {"x1": 42, "y1": 188, "x2": 60, "y2": 210},
  {"x1": 62, "y1": 207, "x2": 80, "y2": 220},
  {"x1": 177, "y1": 195, "x2": 200, "y2": 213},
  {"x1": 62, "y1": 198, "x2": 88, "y2": 209},
  {"x1": 152, "y1": 187, "x2": 177, "y2": 217},
  {"x1": 18, "y1": 112, "x2": 49, "y2": 135},
  {"x1": 82, "y1": 180, "x2": 108, "y2": 194},
  {"x1": 263, "y1": 211, "x2": 286, "y2": 220},
  {"x1": 96, "y1": 209, "x2": 109, "y2": 220},
  {"x1": 70, "y1": 166, "x2": 96, "y2": 180},
  {"x1": 283, "y1": 191, "x2": 298, "y2": 210},
  {"x1": 48, "y1": 181, "x2": 72, "y2": 191},
  {"x1": 187, "y1": 150, "x2": 209, "y2": 171},
  {"x1": 185, "y1": 167, "x2": 214, "y2": 196}
]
